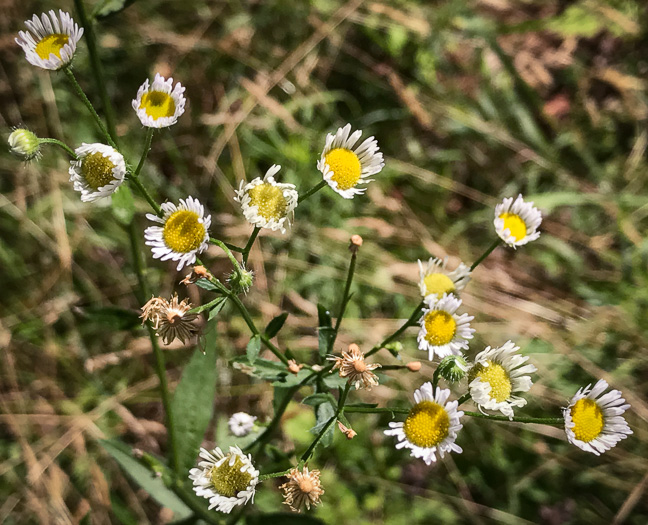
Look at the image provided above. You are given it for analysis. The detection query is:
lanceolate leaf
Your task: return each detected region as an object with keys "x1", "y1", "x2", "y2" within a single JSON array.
[
  {"x1": 317, "y1": 303, "x2": 334, "y2": 359},
  {"x1": 264, "y1": 312, "x2": 288, "y2": 338},
  {"x1": 100, "y1": 439, "x2": 191, "y2": 518},
  {"x1": 171, "y1": 320, "x2": 219, "y2": 473},
  {"x1": 246, "y1": 334, "x2": 262, "y2": 364}
]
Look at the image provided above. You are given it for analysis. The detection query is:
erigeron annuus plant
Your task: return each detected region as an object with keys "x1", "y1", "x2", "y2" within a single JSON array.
[{"x1": 10, "y1": 5, "x2": 634, "y2": 523}]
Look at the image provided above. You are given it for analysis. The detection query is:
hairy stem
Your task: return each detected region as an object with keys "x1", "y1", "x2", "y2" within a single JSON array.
[
  {"x1": 330, "y1": 249, "x2": 357, "y2": 351},
  {"x1": 299, "y1": 180, "x2": 327, "y2": 202},
  {"x1": 242, "y1": 226, "x2": 260, "y2": 266},
  {"x1": 38, "y1": 138, "x2": 77, "y2": 158},
  {"x1": 471, "y1": 238, "x2": 500, "y2": 271},
  {"x1": 365, "y1": 301, "x2": 425, "y2": 357},
  {"x1": 134, "y1": 128, "x2": 155, "y2": 178}
]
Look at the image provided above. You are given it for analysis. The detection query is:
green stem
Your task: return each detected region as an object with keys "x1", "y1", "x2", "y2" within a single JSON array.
[
  {"x1": 38, "y1": 138, "x2": 77, "y2": 158},
  {"x1": 72, "y1": 0, "x2": 118, "y2": 146},
  {"x1": 63, "y1": 67, "x2": 116, "y2": 149},
  {"x1": 210, "y1": 238, "x2": 243, "y2": 272},
  {"x1": 134, "y1": 128, "x2": 155, "y2": 178},
  {"x1": 344, "y1": 406, "x2": 409, "y2": 414},
  {"x1": 172, "y1": 482, "x2": 223, "y2": 525},
  {"x1": 242, "y1": 226, "x2": 260, "y2": 266},
  {"x1": 331, "y1": 250, "x2": 357, "y2": 349},
  {"x1": 301, "y1": 383, "x2": 350, "y2": 462},
  {"x1": 365, "y1": 301, "x2": 425, "y2": 358},
  {"x1": 431, "y1": 366, "x2": 442, "y2": 390},
  {"x1": 471, "y1": 238, "x2": 500, "y2": 271},
  {"x1": 457, "y1": 393, "x2": 471, "y2": 405},
  {"x1": 128, "y1": 222, "x2": 180, "y2": 474},
  {"x1": 463, "y1": 411, "x2": 564, "y2": 425},
  {"x1": 128, "y1": 173, "x2": 162, "y2": 216},
  {"x1": 259, "y1": 467, "x2": 297, "y2": 481},
  {"x1": 299, "y1": 180, "x2": 327, "y2": 202}
]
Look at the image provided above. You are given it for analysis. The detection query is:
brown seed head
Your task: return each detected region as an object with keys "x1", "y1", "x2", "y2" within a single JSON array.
[{"x1": 349, "y1": 234, "x2": 363, "y2": 253}]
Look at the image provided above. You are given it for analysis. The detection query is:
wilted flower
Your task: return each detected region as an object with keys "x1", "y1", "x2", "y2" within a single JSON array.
[
  {"x1": 328, "y1": 343, "x2": 381, "y2": 390},
  {"x1": 279, "y1": 466, "x2": 324, "y2": 512}
]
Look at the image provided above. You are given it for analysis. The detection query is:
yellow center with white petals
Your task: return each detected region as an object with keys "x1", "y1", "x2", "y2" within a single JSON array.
[
  {"x1": 209, "y1": 456, "x2": 253, "y2": 498},
  {"x1": 570, "y1": 399, "x2": 604, "y2": 443},
  {"x1": 163, "y1": 210, "x2": 205, "y2": 253},
  {"x1": 35, "y1": 34, "x2": 69, "y2": 60},
  {"x1": 325, "y1": 148, "x2": 362, "y2": 190},
  {"x1": 469, "y1": 361, "x2": 512, "y2": 402},
  {"x1": 403, "y1": 400, "x2": 450, "y2": 448},
  {"x1": 423, "y1": 311, "x2": 456, "y2": 346},
  {"x1": 81, "y1": 152, "x2": 116, "y2": 190},
  {"x1": 139, "y1": 91, "x2": 176, "y2": 120},
  {"x1": 248, "y1": 183, "x2": 288, "y2": 221},
  {"x1": 424, "y1": 273, "x2": 456, "y2": 297},
  {"x1": 499, "y1": 213, "x2": 527, "y2": 241}
]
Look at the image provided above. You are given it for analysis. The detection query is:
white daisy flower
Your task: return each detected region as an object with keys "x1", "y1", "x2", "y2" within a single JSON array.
[
  {"x1": 384, "y1": 382, "x2": 463, "y2": 465},
  {"x1": 68, "y1": 143, "x2": 126, "y2": 202},
  {"x1": 563, "y1": 379, "x2": 632, "y2": 456},
  {"x1": 317, "y1": 123, "x2": 384, "y2": 199},
  {"x1": 418, "y1": 257, "x2": 471, "y2": 299},
  {"x1": 494, "y1": 194, "x2": 542, "y2": 248},
  {"x1": 228, "y1": 412, "x2": 257, "y2": 437},
  {"x1": 132, "y1": 73, "x2": 186, "y2": 128},
  {"x1": 16, "y1": 10, "x2": 83, "y2": 70},
  {"x1": 468, "y1": 341, "x2": 537, "y2": 420},
  {"x1": 189, "y1": 446, "x2": 259, "y2": 514},
  {"x1": 417, "y1": 293, "x2": 474, "y2": 360},
  {"x1": 144, "y1": 197, "x2": 211, "y2": 271},
  {"x1": 234, "y1": 165, "x2": 298, "y2": 234}
]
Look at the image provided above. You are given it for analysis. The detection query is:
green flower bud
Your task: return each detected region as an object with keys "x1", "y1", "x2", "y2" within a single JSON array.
[
  {"x1": 8, "y1": 128, "x2": 40, "y2": 161},
  {"x1": 228, "y1": 266, "x2": 254, "y2": 294},
  {"x1": 437, "y1": 355, "x2": 468, "y2": 382},
  {"x1": 384, "y1": 341, "x2": 403, "y2": 357}
]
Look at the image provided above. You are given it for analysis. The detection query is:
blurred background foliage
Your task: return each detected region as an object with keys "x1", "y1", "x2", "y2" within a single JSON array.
[{"x1": 1, "y1": 0, "x2": 647, "y2": 523}]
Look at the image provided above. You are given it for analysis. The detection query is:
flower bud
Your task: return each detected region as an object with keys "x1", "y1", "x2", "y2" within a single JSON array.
[
  {"x1": 228, "y1": 266, "x2": 254, "y2": 294},
  {"x1": 349, "y1": 234, "x2": 363, "y2": 253},
  {"x1": 384, "y1": 341, "x2": 402, "y2": 357},
  {"x1": 437, "y1": 355, "x2": 468, "y2": 382},
  {"x1": 406, "y1": 361, "x2": 422, "y2": 372},
  {"x1": 8, "y1": 128, "x2": 40, "y2": 161}
]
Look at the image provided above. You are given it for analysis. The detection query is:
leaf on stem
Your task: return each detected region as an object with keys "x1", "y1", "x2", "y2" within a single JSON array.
[
  {"x1": 302, "y1": 393, "x2": 337, "y2": 407},
  {"x1": 195, "y1": 279, "x2": 220, "y2": 292},
  {"x1": 265, "y1": 312, "x2": 288, "y2": 338},
  {"x1": 94, "y1": 0, "x2": 138, "y2": 19},
  {"x1": 317, "y1": 303, "x2": 335, "y2": 360},
  {"x1": 111, "y1": 186, "x2": 135, "y2": 226},
  {"x1": 246, "y1": 334, "x2": 262, "y2": 364},
  {"x1": 310, "y1": 402, "x2": 336, "y2": 448}
]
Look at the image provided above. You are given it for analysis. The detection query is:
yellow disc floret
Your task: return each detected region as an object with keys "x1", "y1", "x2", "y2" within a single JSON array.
[
  {"x1": 403, "y1": 400, "x2": 450, "y2": 448},
  {"x1": 209, "y1": 455, "x2": 253, "y2": 498},
  {"x1": 248, "y1": 183, "x2": 288, "y2": 220},
  {"x1": 423, "y1": 311, "x2": 457, "y2": 346},
  {"x1": 570, "y1": 399, "x2": 605, "y2": 443},
  {"x1": 163, "y1": 210, "x2": 205, "y2": 253},
  {"x1": 81, "y1": 152, "x2": 116, "y2": 190},
  {"x1": 469, "y1": 361, "x2": 512, "y2": 402},
  {"x1": 325, "y1": 148, "x2": 362, "y2": 190},
  {"x1": 35, "y1": 34, "x2": 69, "y2": 60},
  {"x1": 499, "y1": 212, "x2": 527, "y2": 241},
  {"x1": 424, "y1": 273, "x2": 456, "y2": 297},
  {"x1": 140, "y1": 91, "x2": 176, "y2": 120}
]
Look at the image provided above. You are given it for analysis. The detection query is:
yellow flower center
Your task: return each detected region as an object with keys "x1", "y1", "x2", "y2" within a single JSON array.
[
  {"x1": 325, "y1": 148, "x2": 362, "y2": 190},
  {"x1": 424, "y1": 273, "x2": 456, "y2": 297},
  {"x1": 570, "y1": 399, "x2": 605, "y2": 443},
  {"x1": 209, "y1": 456, "x2": 253, "y2": 498},
  {"x1": 139, "y1": 91, "x2": 176, "y2": 120},
  {"x1": 81, "y1": 152, "x2": 116, "y2": 190},
  {"x1": 35, "y1": 34, "x2": 69, "y2": 60},
  {"x1": 403, "y1": 400, "x2": 450, "y2": 448},
  {"x1": 163, "y1": 210, "x2": 205, "y2": 253},
  {"x1": 423, "y1": 311, "x2": 456, "y2": 346},
  {"x1": 499, "y1": 213, "x2": 527, "y2": 241},
  {"x1": 469, "y1": 361, "x2": 512, "y2": 402},
  {"x1": 247, "y1": 183, "x2": 288, "y2": 220}
]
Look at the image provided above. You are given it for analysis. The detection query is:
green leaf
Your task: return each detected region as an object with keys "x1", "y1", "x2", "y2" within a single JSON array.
[
  {"x1": 94, "y1": 0, "x2": 138, "y2": 19},
  {"x1": 264, "y1": 312, "x2": 288, "y2": 338},
  {"x1": 246, "y1": 334, "x2": 262, "y2": 364},
  {"x1": 231, "y1": 355, "x2": 288, "y2": 381},
  {"x1": 171, "y1": 321, "x2": 218, "y2": 473},
  {"x1": 272, "y1": 385, "x2": 294, "y2": 414},
  {"x1": 302, "y1": 393, "x2": 336, "y2": 407},
  {"x1": 317, "y1": 303, "x2": 335, "y2": 359},
  {"x1": 195, "y1": 279, "x2": 219, "y2": 292},
  {"x1": 246, "y1": 514, "x2": 326, "y2": 525},
  {"x1": 273, "y1": 368, "x2": 312, "y2": 388},
  {"x1": 310, "y1": 402, "x2": 336, "y2": 448},
  {"x1": 208, "y1": 296, "x2": 228, "y2": 320},
  {"x1": 322, "y1": 372, "x2": 347, "y2": 389},
  {"x1": 189, "y1": 296, "x2": 226, "y2": 315},
  {"x1": 111, "y1": 186, "x2": 135, "y2": 226},
  {"x1": 75, "y1": 305, "x2": 140, "y2": 331},
  {"x1": 100, "y1": 439, "x2": 191, "y2": 518}
]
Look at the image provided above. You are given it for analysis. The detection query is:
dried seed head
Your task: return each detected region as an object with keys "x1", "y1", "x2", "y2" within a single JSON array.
[
  {"x1": 328, "y1": 343, "x2": 381, "y2": 390},
  {"x1": 349, "y1": 234, "x2": 363, "y2": 253},
  {"x1": 287, "y1": 359, "x2": 303, "y2": 374},
  {"x1": 337, "y1": 421, "x2": 357, "y2": 439},
  {"x1": 279, "y1": 466, "x2": 324, "y2": 512}
]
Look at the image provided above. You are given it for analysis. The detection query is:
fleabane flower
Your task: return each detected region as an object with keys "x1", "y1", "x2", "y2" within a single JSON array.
[
  {"x1": 418, "y1": 257, "x2": 471, "y2": 299},
  {"x1": 8, "y1": 128, "x2": 41, "y2": 161},
  {"x1": 385, "y1": 382, "x2": 463, "y2": 465},
  {"x1": 417, "y1": 294, "x2": 474, "y2": 360},
  {"x1": 228, "y1": 412, "x2": 257, "y2": 437},
  {"x1": 327, "y1": 343, "x2": 381, "y2": 390},
  {"x1": 563, "y1": 379, "x2": 632, "y2": 456},
  {"x1": 468, "y1": 341, "x2": 536, "y2": 419},
  {"x1": 279, "y1": 466, "x2": 324, "y2": 513},
  {"x1": 16, "y1": 10, "x2": 83, "y2": 70},
  {"x1": 317, "y1": 123, "x2": 384, "y2": 198},
  {"x1": 189, "y1": 446, "x2": 259, "y2": 514},
  {"x1": 133, "y1": 74, "x2": 186, "y2": 128},
  {"x1": 494, "y1": 194, "x2": 542, "y2": 248},
  {"x1": 145, "y1": 197, "x2": 211, "y2": 271},
  {"x1": 234, "y1": 165, "x2": 298, "y2": 234},
  {"x1": 68, "y1": 143, "x2": 126, "y2": 202}
]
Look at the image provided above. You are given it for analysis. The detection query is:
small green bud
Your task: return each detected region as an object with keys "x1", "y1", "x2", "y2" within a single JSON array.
[
  {"x1": 228, "y1": 266, "x2": 254, "y2": 294},
  {"x1": 384, "y1": 341, "x2": 403, "y2": 357},
  {"x1": 8, "y1": 128, "x2": 40, "y2": 161},
  {"x1": 437, "y1": 355, "x2": 468, "y2": 382}
]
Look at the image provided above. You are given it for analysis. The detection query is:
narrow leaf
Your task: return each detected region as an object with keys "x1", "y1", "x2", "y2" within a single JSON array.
[
  {"x1": 111, "y1": 186, "x2": 135, "y2": 226},
  {"x1": 189, "y1": 296, "x2": 226, "y2": 315},
  {"x1": 94, "y1": 0, "x2": 138, "y2": 19},
  {"x1": 100, "y1": 439, "x2": 191, "y2": 517},
  {"x1": 264, "y1": 312, "x2": 288, "y2": 338},
  {"x1": 246, "y1": 334, "x2": 262, "y2": 364},
  {"x1": 195, "y1": 279, "x2": 219, "y2": 291},
  {"x1": 310, "y1": 402, "x2": 336, "y2": 448},
  {"x1": 171, "y1": 321, "x2": 218, "y2": 473},
  {"x1": 302, "y1": 393, "x2": 337, "y2": 407},
  {"x1": 208, "y1": 296, "x2": 228, "y2": 320}
]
